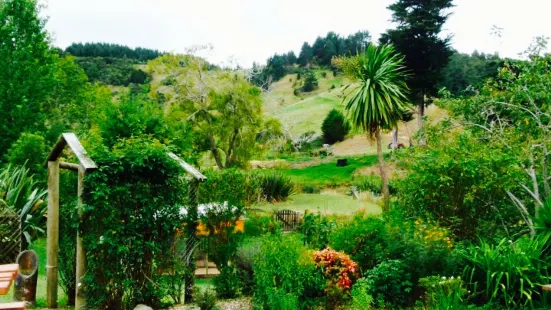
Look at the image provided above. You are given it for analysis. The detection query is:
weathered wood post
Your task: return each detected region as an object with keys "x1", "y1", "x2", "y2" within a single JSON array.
[
  {"x1": 75, "y1": 164, "x2": 86, "y2": 310},
  {"x1": 46, "y1": 133, "x2": 97, "y2": 309},
  {"x1": 46, "y1": 160, "x2": 59, "y2": 308}
]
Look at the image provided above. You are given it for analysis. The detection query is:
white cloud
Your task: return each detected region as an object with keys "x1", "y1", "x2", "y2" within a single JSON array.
[{"x1": 42, "y1": 0, "x2": 551, "y2": 67}]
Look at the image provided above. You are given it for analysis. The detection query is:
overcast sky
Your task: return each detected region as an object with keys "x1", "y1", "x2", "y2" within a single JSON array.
[{"x1": 42, "y1": 0, "x2": 551, "y2": 67}]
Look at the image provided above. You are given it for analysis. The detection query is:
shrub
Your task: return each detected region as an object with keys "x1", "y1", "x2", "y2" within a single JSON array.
[
  {"x1": 321, "y1": 109, "x2": 350, "y2": 144},
  {"x1": 6, "y1": 133, "x2": 47, "y2": 176},
  {"x1": 350, "y1": 278, "x2": 373, "y2": 310},
  {"x1": 301, "y1": 184, "x2": 320, "y2": 194},
  {"x1": 255, "y1": 172, "x2": 294, "y2": 202},
  {"x1": 329, "y1": 215, "x2": 390, "y2": 272},
  {"x1": 244, "y1": 213, "x2": 280, "y2": 237},
  {"x1": 235, "y1": 238, "x2": 262, "y2": 295},
  {"x1": 321, "y1": 71, "x2": 327, "y2": 78},
  {"x1": 364, "y1": 260, "x2": 413, "y2": 307},
  {"x1": 81, "y1": 137, "x2": 187, "y2": 309},
  {"x1": 419, "y1": 276, "x2": 466, "y2": 309},
  {"x1": 195, "y1": 288, "x2": 218, "y2": 310},
  {"x1": 301, "y1": 70, "x2": 318, "y2": 92},
  {"x1": 353, "y1": 175, "x2": 396, "y2": 195},
  {"x1": 293, "y1": 88, "x2": 301, "y2": 96},
  {"x1": 213, "y1": 266, "x2": 243, "y2": 299},
  {"x1": 464, "y1": 234, "x2": 551, "y2": 308},
  {"x1": 253, "y1": 235, "x2": 323, "y2": 309},
  {"x1": 397, "y1": 128, "x2": 524, "y2": 240},
  {"x1": 200, "y1": 169, "x2": 259, "y2": 207},
  {"x1": 300, "y1": 212, "x2": 335, "y2": 250},
  {"x1": 313, "y1": 248, "x2": 359, "y2": 306}
]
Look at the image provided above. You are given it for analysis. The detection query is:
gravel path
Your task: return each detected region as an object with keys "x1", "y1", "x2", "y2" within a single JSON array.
[{"x1": 170, "y1": 297, "x2": 252, "y2": 310}]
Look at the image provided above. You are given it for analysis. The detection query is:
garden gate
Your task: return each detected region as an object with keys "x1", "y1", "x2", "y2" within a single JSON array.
[{"x1": 275, "y1": 209, "x2": 301, "y2": 231}]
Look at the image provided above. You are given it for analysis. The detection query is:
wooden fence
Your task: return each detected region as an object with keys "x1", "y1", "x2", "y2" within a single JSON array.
[
  {"x1": 0, "y1": 208, "x2": 21, "y2": 264},
  {"x1": 275, "y1": 209, "x2": 301, "y2": 231}
]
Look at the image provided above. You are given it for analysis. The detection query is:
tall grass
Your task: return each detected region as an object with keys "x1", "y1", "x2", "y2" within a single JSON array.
[
  {"x1": 256, "y1": 172, "x2": 294, "y2": 203},
  {"x1": 464, "y1": 233, "x2": 551, "y2": 308}
]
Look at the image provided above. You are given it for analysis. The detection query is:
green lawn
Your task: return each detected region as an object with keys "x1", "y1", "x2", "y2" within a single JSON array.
[
  {"x1": 280, "y1": 155, "x2": 378, "y2": 187},
  {"x1": 258, "y1": 193, "x2": 380, "y2": 215}
]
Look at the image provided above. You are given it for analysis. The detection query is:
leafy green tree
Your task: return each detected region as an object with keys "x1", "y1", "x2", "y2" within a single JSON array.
[
  {"x1": 439, "y1": 51, "x2": 503, "y2": 96},
  {"x1": 0, "y1": 0, "x2": 56, "y2": 155},
  {"x1": 322, "y1": 109, "x2": 350, "y2": 144},
  {"x1": 6, "y1": 133, "x2": 47, "y2": 176},
  {"x1": 148, "y1": 54, "x2": 263, "y2": 168},
  {"x1": 380, "y1": 0, "x2": 454, "y2": 142},
  {"x1": 334, "y1": 44, "x2": 410, "y2": 211}
]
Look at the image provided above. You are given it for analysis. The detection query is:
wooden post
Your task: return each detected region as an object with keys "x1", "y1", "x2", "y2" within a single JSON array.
[
  {"x1": 75, "y1": 165, "x2": 86, "y2": 309},
  {"x1": 46, "y1": 161, "x2": 59, "y2": 309}
]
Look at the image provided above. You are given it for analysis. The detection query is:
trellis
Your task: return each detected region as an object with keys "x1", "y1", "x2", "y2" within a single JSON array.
[
  {"x1": 0, "y1": 207, "x2": 21, "y2": 264},
  {"x1": 45, "y1": 133, "x2": 97, "y2": 310}
]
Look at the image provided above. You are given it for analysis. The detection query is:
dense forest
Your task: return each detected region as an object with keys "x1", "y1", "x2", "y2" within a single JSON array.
[{"x1": 65, "y1": 42, "x2": 163, "y2": 61}]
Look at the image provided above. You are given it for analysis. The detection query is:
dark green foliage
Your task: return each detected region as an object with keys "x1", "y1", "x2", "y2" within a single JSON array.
[
  {"x1": 301, "y1": 70, "x2": 319, "y2": 92},
  {"x1": 81, "y1": 137, "x2": 187, "y2": 309},
  {"x1": 330, "y1": 216, "x2": 390, "y2": 272},
  {"x1": 6, "y1": 133, "x2": 47, "y2": 176},
  {"x1": 195, "y1": 288, "x2": 218, "y2": 310},
  {"x1": 255, "y1": 172, "x2": 294, "y2": 202},
  {"x1": 66, "y1": 42, "x2": 162, "y2": 61},
  {"x1": 350, "y1": 279, "x2": 373, "y2": 310},
  {"x1": 301, "y1": 184, "x2": 320, "y2": 194},
  {"x1": 364, "y1": 260, "x2": 413, "y2": 307},
  {"x1": 321, "y1": 109, "x2": 350, "y2": 144},
  {"x1": 300, "y1": 212, "x2": 335, "y2": 250},
  {"x1": 353, "y1": 175, "x2": 396, "y2": 195},
  {"x1": 439, "y1": 51, "x2": 503, "y2": 96},
  {"x1": 380, "y1": 0, "x2": 454, "y2": 111},
  {"x1": 74, "y1": 57, "x2": 149, "y2": 86},
  {"x1": 58, "y1": 194, "x2": 77, "y2": 306},
  {"x1": 213, "y1": 266, "x2": 243, "y2": 299}
]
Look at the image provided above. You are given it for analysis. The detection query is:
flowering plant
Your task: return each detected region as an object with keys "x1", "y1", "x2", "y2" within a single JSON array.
[{"x1": 313, "y1": 247, "x2": 359, "y2": 290}]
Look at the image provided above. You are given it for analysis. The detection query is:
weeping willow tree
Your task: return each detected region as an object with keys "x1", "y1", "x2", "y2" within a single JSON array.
[{"x1": 334, "y1": 44, "x2": 410, "y2": 211}]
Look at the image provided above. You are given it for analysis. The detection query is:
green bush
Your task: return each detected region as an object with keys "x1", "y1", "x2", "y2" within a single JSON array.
[
  {"x1": 350, "y1": 278, "x2": 373, "y2": 310},
  {"x1": 213, "y1": 266, "x2": 243, "y2": 299},
  {"x1": 200, "y1": 169, "x2": 260, "y2": 207},
  {"x1": 195, "y1": 288, "x2": 218, "y2": 310},
  {"x1": 397, "y1": 128, "x2": 524, "y2": 240},
  {"x1": 329, "y1": 215, "x2": 390, "y2": 272},
  {"x1": 6, "y1": 133, "x2": 47, "y2": 176},
  {"x1": 81, "y1": 137, "x2": 187, "y2": 309},
  {"x1": 321, "y1": 109, "x2": 350, "y2": 145},
  {"x1": 301, "y1": 184, "x2": 321, "y2": 194},
  {"x1": 301, "y1": 70, "x2": 318, "y2": 92},
  {"x1": 253, "y1": 235, "x2": 323, "y2": 309},
  {"x1": 235, "y1": 238, "x2": 262, "y2": 295},
  {"x1": 364, "y1": 260, "x2": 413, "y2": 307},
  {"x1": 353, "y1": 175, "x2": 396, "y2": 195},
  {"x1": 300, "y1": 212, "x2": 335, "y2": 250},
  {"x1": 243, "y1": 214, "x2": 279, "y2": 237},
  {"x1": 419, "y1": 276, "x2": 466, "y2": 309},
  {"x1": 255, "y1": 172, "x2": 294, "y2": 202}
]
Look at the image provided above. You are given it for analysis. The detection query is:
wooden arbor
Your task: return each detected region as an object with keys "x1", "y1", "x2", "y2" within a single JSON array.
[{"x1": 45, "y1": 133, "x2": 97, "y2": 309}]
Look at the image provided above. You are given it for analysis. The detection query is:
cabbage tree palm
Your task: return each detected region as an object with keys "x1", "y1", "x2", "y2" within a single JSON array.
[{"x1": 334, "y1": 44, "x2": 410, "y2": 211}]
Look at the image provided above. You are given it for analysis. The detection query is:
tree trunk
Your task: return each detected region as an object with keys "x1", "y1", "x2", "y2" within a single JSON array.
[
  {"x1": 391, "y1": 128, "x2": 398, "y2": 150},
  {"x1": 418, "y1": 91, "x2": 426, "y2": 146},
  {"x1": 208, "y1": 136, "x2": 224, "y2": 169},
  {"x1": 375, "y1": 130, "x2": 390, "y2": 212}
]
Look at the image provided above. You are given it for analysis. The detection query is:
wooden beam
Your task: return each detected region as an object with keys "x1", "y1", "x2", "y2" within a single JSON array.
[
  {"x1": 75, "y1": 165, "x2": 86, "y2": 310},
  {"x1": 59, "y1": 162, "x2": 79, "y2": 171},
  {"x1": 46, "y1": 161, "x2": 59, "y2": 309},
  {"x1": 45, "y1": 133, "x2": 97, "y2": 171},
  {"x1": 168, "y1": 152, "x2": 207, "y2": 182}
]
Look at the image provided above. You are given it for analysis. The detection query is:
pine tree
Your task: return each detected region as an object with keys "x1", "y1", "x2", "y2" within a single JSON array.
[{"x1": 380, "y1": 0, "x2": 454, "y2": 143}]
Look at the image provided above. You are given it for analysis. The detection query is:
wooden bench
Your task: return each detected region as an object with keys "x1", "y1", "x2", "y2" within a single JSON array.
[{"x1": 0, "y1": 264, "x2": 25, "y2": 310}]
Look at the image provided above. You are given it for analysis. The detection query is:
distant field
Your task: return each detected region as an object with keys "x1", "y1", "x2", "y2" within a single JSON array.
[
  {"x1": 280, "y1": 155, "x2": 378, "y2": 187},
  {"x1": 258, "y1": 192, "x2": 380, "y2": 215}
]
